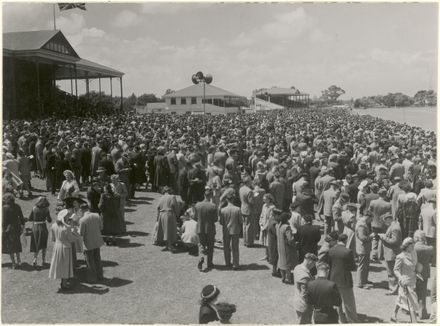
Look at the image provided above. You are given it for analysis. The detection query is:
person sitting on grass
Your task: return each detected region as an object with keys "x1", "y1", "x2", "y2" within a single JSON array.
[{"x1": 179, "y1": 207, "x2": 199, "y2": 255}]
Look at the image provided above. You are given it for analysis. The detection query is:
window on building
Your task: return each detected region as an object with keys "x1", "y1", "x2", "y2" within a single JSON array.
[
  {"x1": 191, "y1": 97, "x2": 197, "y2": 104},
  {"x1": 171, "y1": 98, "x2": 176, "y2": 105},
  {"x1": 181, "y1": 98, "x2": 187, "y2": 105}
]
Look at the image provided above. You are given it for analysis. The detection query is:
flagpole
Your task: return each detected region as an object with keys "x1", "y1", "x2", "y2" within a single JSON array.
[{"x1": 53, "y1": 4, "x2": 56, "y2": 30}]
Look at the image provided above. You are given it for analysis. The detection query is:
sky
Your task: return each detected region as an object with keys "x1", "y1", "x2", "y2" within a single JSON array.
[{"x1": 3, "y1": 2, "x2": 438, "y2": 99}]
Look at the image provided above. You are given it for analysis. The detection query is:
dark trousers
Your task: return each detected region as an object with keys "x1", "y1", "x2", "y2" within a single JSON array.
[
  {"x1": 416, "y1": 278, "x2": 429, "y2": 316},
  {"x1": 243, "y1": 215, "x2": 255, "y2": 246},
  {"x1": 324, "y1": 215, "x2": 333, "y2": 235},
  {"x1": 198, "y1": 233, "x2": 214, "y2": 267},
  {"x1": 223, "y1": 231, "x2": 239, "y2": 267},
  {"x1": 356, "y1": 254, "x2": 370, "y2": 286},
  {"x1": 313, "y1": 308, "x2": 339, "y2": 324},
  {"x1": 46, "y1": 170, "x2": 56, "y2": 194},
  {"x1": 84, "y1": 248, "x2": 103, "y2": 282},
  {"x1": 384, "y1": 259, "x2": 398, "y2": 292},
  {"x1": 371, "y1": 227, "x2": 384, "y2": 260},
  {"x1": 427, "y1": 237, "x2": 436, "y2": 266}
]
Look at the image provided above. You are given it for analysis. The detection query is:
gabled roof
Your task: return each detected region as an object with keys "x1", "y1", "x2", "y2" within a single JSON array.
[
  {"x1": 163, "y1": 83, "x2": 242, "y2": 98},
  {"x1": 3, "y1": 30, "x2": 59, "y2": 51}
]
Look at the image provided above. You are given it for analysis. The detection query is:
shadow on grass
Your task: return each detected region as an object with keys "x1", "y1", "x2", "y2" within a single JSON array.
[
  {"x1": 99, "y1": 277, "x2": 133, "y2": 287},
  {"x1": 59, "y1": 282, "x2": 110, "y2": 295},
  {"x1": 125, "y1": 208, "x2": 137, "y2": 213},
  {"x1": 101, "y1": 260, "x2": 119, "y2": 267},
  {"x1": 371, "y1": 280, "x2": 388, "y2": 289},
  {"x1": 369, "y1": 264, "x2": 386, "y2": 273},
  {"x1": 1, "y1": 262, "x2": 39, "y2": 272},
  {"x1": 114, "y1": 238, "x2": 144, "y2": 248},
  {"x1": 214, "y1": 263, "x2": 269, "y2": 271},
  {"x1": 126, "y1": 231, "x2": 149, "y2": 237},
  {"x1": 125, "y1": 221, "x2": 134, "y2": 225},
  {"x1": 357, "y1": 313, "x2": 384, "y2": 323}
]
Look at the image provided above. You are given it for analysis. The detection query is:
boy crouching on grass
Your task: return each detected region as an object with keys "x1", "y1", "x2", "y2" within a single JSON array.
[{"x1": 179, "y1": 207, "x2": 199, "y2": 255}]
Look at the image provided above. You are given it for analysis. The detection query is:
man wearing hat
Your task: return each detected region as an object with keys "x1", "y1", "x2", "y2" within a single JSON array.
[
  {"x1": 195, "y1": 188, "x2": 218, "y2": 272},
  {"x1": 318, "y1": 231, "x2": 338, "y2": 264},
  {"x1": 219, "y1": 192, "x2": 242, "y2": 270},
  {"x1": 307, "y1": 262, "x2": 342, "y2": 324},
  {"x1": 388, "y1": 177, "x2": 405, "y2": 218},
  {"x1": 368, "y1": 187, "x2": 392, "y2": 262},
  {"x1": 378, "y1": 213, "x2": 402, "y2": 295},
  {"x1": 328, "y1": 233, "x2": 358, "y2": 322},
  {"x1": 293, "y1": 253, "x2": 318, "y2": 324},
  {"x1": 389, "y1": 155, "x2": 404, "y2": 181}
]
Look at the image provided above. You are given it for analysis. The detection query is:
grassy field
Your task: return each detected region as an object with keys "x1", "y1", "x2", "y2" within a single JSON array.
[{"x1": 1, "y1": 178, "x2": 435, "y2": 323}]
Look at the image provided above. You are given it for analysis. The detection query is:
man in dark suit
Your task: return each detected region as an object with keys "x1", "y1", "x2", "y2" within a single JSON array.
[
  {"x1": 307, "y1": 262, "x2": 342, "y2": 324},
  {"x1": 195, "y1": 189, "x2": 218, "y2": 272},
  {"x1": 219, "y1": 193, "x2": 243, "y2": 270},
  {"x1": 295, "y1": 214, "x2": 321, "y2": 263},
  {"x1": 414, "y1": 230, "x2": 434, "y2": 319},
  {"x1": 378, "y1": 213, "x2": 402, "y2": 295},
  {"x1": 328, "y1": 233, "x2": 358, "y2": 323}
]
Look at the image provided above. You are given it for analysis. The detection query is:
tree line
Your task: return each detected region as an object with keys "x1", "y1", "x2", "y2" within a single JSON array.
[{"x1": 353, "y1": 90, "x2": 437, "y2": 108}]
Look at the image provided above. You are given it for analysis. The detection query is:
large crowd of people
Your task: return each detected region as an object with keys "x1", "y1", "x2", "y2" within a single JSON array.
[{"x1": 2, "y1": 108, "x2": 437, "y2": 323}]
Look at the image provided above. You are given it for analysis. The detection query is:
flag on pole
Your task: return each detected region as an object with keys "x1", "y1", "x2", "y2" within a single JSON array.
[{"x1": 58, "y1": 3, "x2": 86, "y2": 11}]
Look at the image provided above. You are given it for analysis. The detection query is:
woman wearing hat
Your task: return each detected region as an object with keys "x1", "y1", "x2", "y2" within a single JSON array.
[
  {"x1": 391, "y1": 237, "x2": 422, "y2": 322},
  {"x1": 99, "y1": 184, "x2": 122, "y2": 245},
  {"x1": 2, "y1": 193, "x2": 25, "y2": 269},
  {"x1": 57, "y1": 169, "x2": 79, "y2": 202},
  {"x1": 199, "y1": 284, "x2": 236, "y2": 324},
  {"x1": 111, "y1": 174, "x2": 128, "y2": 233},
  {"x1": 28, "y1": 196, "x2": 52, "y2": 267},
  {"x1": 276, "y1": 212, "x2": 298, "y2": 284},
  {"x1": 48, "y1": 209, "x2": 81, "y2": 292}
]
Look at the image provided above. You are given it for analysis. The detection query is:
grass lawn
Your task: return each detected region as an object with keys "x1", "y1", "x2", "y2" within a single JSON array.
[{"x1": 2, "y1": 178, "x2": 435, "y2": 323}]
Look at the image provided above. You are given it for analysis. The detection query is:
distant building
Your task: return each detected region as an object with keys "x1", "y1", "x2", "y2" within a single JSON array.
[
  {"x1": 253, "y1": 87, "x2": 310, "y2": 110},
  {"x1": 137, "y1": 83, "x2": 247, "y2": 115}
]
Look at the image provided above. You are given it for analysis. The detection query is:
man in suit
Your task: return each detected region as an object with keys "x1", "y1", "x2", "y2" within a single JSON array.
[
  {"x1": 293, "y1": 253, "x2": 318, "y2": 324},
  {"x1": 368, "y1": 188, "x2": 392, "y2": 261},
  {"x1": 332, "y1": 192, "x2": 350, "y2": 234},
  {"x1": 220, "y1": 193, "x2": 243, "y2": 270},
  {"x1": 354, "y1": 212, "x2": 372, "y2": 289},
  {"x1": 195, "y1": 189, "x2": 218, "y2": 272},
  {"x1": 321, "y1": 180, "x2": 339, "y2": 235},
  {"x1": 295, "y1": 215, "x2": 321, "y2": 263},
  {"x1": 328, "y1": 233, "x2": 358, "y2": 323},
  {"x1": 414, "y1": 230, "x2": 434, "y2": 319},
  {"x1": 307, "y1": 262, "x2": 342, "y2": 324},
  {"x1": 378, "y1": 213, "x2": 402, "y2": 295},
  {"x1": 240, "y1": 176, "x2": 255, "y2": 247},
  {"x1": 79, "y1": 197, "x2": 104, "y2": 283}
]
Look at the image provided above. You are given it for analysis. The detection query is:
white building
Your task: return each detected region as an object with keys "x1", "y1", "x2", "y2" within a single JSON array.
[{"x1": 136, "y1": 83, "x2": 246, "y2": 115}]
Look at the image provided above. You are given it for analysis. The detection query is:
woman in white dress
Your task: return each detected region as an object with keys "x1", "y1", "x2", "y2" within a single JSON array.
[{"x1": 48, "y1": 209, "x2": 80, "y2": 292}]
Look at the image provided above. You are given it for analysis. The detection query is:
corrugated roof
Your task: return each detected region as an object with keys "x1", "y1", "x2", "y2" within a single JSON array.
[
  {"x1": 163, "y1": 83, "x2": 242, "y2": 98},
  {"x1": 256, "y1": 87, "x2": 308, "y2": 96},
  {"x1": 77, "y1": 58, "x2": 124, "y2": 77},
  {"x1": 3, "y1": 30, "x2": 59, "y2": 51}
]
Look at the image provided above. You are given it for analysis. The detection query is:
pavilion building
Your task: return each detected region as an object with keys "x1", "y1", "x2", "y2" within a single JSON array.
[
  {"x1": 3, "y1": 30, "x2": 124, "y2": 119},
  {"x1": 253, "y1": 87, "x2": 310, "y2": 110}
]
